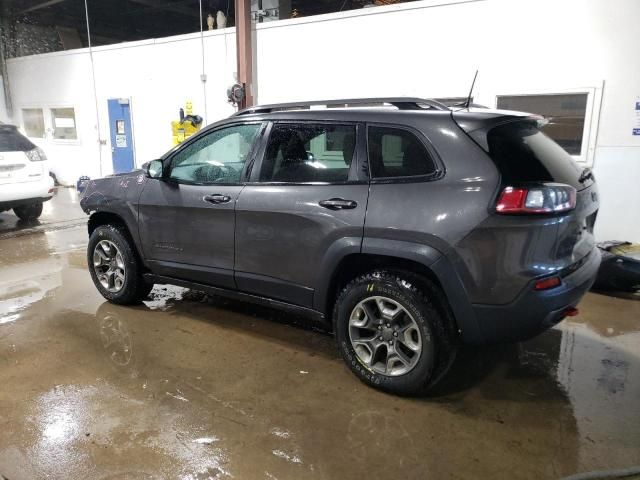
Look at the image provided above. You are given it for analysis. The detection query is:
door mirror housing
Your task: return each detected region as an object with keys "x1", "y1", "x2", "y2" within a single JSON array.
[{"x1": 143, "y1": 159, "x2": 163, "y2": 179}]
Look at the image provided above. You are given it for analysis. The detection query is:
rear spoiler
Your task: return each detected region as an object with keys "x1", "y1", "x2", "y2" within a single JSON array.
[{"x1": 452, "y1": 110, "x2": 544, "y2": 151}]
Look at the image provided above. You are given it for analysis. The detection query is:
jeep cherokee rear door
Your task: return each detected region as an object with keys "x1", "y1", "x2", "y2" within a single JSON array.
[{"x1": 234, "y1": 121, "x2": 368, "y2": 308}]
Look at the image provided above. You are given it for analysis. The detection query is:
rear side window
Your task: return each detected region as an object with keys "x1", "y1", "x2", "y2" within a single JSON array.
[
  {"x1": 0, "y1": 127, "x2": 35, "y2": 152},
  {"x1": 487, "y1": 121, "x2": 586, "y2": 189},
  {"x1": 261, "y1": 123, "x2": 355, "y2": 183},
  {"x1": 367, "y1": 127, "x2": 436, "y2": 179}
]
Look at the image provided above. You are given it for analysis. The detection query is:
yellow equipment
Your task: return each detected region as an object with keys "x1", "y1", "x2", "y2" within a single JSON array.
[{"x1": 171, "y1": 101, "x2": 203, "y2": 145}]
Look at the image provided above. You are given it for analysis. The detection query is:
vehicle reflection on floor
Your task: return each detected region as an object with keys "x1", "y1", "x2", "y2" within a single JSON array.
[{"x1": 0, "y1": 225, "x2": 638, "y2": 480}]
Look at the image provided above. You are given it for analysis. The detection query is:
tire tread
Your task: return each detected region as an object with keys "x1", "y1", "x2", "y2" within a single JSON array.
[
  {"x1": 88, "y1": 224, "x2": 153, "y2": 305},
  {"x1": 333, "y1": 270, "x2": 456, "y2": 395}
]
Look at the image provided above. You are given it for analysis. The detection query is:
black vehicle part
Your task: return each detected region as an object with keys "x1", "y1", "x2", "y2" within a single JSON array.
[
  {"x1": 77, "y1": 175, "x2": 90, "y2": 193},
  {"x1": 593, "y1": 242, "x2": 640, "y2": 293},
  {"x1": 13, "y1": 202, "x2": 43, "y2": 221}
]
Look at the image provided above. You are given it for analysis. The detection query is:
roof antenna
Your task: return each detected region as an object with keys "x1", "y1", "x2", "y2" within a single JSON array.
[{"x1": 465, "y1": 69, "x2": 479, "y2": 109}]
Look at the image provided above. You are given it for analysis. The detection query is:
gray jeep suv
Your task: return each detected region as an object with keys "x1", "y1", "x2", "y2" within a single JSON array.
[{"x1": 81, "y1": 98, "x2": 600, "y2": 395}]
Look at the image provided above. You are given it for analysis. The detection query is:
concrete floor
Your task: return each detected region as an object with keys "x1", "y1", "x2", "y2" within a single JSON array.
[
  {"x1": 0, "y1": 196, "x2": 639, "y2": 480},
  {"x1": 0, "y1": 187, "x2": 86, "y2": 235}
]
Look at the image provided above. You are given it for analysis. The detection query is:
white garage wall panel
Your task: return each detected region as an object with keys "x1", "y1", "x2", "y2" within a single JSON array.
[{"x1": 5, "y1": 0, "x2": 640, "y2": 241}]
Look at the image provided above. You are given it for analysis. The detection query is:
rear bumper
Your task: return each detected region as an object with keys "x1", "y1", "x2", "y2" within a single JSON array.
[
  {"x1": 470, "y1": 247, "x2": 601, "y2": 343},
  {"x1": 0, "y1": 176, "x2": 54, "y2": 210}
]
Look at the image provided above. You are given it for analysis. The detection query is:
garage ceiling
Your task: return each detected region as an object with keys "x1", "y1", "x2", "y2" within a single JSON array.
[{"x1": 0, "y1": 0, "x2": 415, "y2": 54}]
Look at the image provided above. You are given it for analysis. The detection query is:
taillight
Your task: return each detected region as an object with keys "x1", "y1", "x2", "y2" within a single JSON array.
[
  {"x1": 496, "y1": 184, "x2": 576, "y2": 214},
  {"x1": 25, "y1": 147, "x2": 47, "y2": 162}
]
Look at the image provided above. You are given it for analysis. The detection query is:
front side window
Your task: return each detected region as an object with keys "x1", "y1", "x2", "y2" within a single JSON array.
[
  {"x1": 169, "y1": 123, "x2": 260, "y2": 184},
  {"x1": 368, "y1": 126, "x2": 436, "y2": 179},
  {"x1": 260, "y1": 123, "x2": 356, "y2": 183},
  {"x1": 51, "y1": 107, "x2": 77, "y2": 140},
  {"x1": 22, "y1": 108, "x2": 45, "y2": 138},
  {"x1": 496, "y1": 93, "x2": 588, "y2": 156}
]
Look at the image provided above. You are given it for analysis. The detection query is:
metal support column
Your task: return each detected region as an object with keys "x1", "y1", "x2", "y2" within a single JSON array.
[
  {"x1": 235, "y1": 0, "x2": 253, "y2": 109},
  {"x1": 0, "y1": 16, "x2": 14, "y2": 118}
]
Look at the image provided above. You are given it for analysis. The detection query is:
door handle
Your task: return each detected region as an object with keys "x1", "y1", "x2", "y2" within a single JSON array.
[
  {"x1": 203, "y1": 194, "x2": 232, "y2": 204},
  {"x1": 319, "y1": 198, "x2": 358, "y2": 210}
]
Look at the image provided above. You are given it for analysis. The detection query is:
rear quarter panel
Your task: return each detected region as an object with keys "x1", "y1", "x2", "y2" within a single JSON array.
[{"x1": 363, "y1": 114, "x2": 500, "y2": 298}]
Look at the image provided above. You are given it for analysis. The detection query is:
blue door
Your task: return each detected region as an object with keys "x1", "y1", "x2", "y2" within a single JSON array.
[{"x1": 108, "y1": 98, "x2": 135, "y2": 173}]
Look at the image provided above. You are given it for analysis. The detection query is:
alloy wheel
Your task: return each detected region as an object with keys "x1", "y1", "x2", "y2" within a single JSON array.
[
  {"x1": 93, "y1": 240, "x2": 126, "y2": 293},
  {"x1": 348, "y1": 296, "x2": 422, "y2": 376}
]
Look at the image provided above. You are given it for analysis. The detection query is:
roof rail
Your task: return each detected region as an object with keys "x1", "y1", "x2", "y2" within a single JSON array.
[{"x1": 233, "y1": 97, "x2": 450, "y2": 116}]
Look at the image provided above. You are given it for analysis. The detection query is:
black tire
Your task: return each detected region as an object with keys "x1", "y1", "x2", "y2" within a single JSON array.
[
  {"x1": 334, "y1": 271, "x2": 455, "y2": 396},
  {"x1": 13, "y1": 202, "x2": 43, "y2": 221},
  {"x1": 87, "y1": 224, "x2": 153, "y2": 304}
]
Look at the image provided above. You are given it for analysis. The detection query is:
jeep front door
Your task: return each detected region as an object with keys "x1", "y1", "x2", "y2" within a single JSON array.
[{"x1": 138, "y1": 123, "x2": 263, "y2": 288}]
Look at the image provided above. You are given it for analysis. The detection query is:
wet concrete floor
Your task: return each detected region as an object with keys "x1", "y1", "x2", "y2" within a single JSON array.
[
  {"x1": 0, "y1": 187, "x2": 85, "y2": 235},
  {"x1": 0, "y1": 222, "x2": 639, "y2": 479}
]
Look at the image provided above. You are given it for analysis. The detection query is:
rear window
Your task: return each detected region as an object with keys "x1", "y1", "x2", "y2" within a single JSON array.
[
  {"x1": 486, "y1": 121, "x2": 588, "y2": 189},
  {"x1": 0, "y1": 127, "x2": 36, "y2": 152}
]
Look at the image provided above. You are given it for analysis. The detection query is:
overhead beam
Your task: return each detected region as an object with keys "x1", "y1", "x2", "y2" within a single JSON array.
[
  {"x1": 18, "y1": 0, "x2": 67, "y2": 15},
  {"x1": 235, "y1": 0, "x2": 253, "y2": 108}
]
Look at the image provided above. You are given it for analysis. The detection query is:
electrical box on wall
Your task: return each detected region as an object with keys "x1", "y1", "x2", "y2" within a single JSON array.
[{"x1": 251, "y1": 0, "x2": 291, "y2": 22}]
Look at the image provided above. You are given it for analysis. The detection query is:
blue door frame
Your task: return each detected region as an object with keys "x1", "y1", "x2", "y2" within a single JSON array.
[{"x1": 108, "y1": 98, "x2": 135, "y2": 173}]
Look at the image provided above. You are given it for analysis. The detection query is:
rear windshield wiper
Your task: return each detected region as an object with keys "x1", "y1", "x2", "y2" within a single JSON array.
[{"x1": 579, "y1": 167, "x2": 594, "y2": 183}]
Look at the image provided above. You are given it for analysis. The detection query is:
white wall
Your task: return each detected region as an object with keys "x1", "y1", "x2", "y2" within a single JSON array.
[
  {"x1": 5, "y1": 0, "x2": 640, "y2": 240},
  {"x1": 6, "y1": 29, "x2": 238, "y2": 183}
]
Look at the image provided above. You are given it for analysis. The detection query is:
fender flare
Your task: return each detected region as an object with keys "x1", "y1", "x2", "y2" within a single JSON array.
[
  {"x1": 314, "y1": 237, "x2": 483, "y2": 343},
  {"x1": 87, "y1": 210, "x2": 147, "y2": 267}
]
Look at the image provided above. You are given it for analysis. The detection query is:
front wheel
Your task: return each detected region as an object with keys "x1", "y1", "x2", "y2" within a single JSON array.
[
  {"x1": 13, "y1": 202, "x2": 43, "y2": 221},
  {"x1": 87, "y1": 225, "x2": 153, "y2": 304},
  {"x1": 334, "y1": 271, "x2": 454, "y2": 396}
]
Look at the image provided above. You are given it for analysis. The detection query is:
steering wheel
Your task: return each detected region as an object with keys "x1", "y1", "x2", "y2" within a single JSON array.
[{"x1": 194, "y1": 163, "x2": 238, "y2": 183}]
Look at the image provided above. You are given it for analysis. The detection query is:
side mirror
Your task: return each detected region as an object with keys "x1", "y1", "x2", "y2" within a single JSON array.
[{"x1": 143, "y1": 159, "x2": 163, "y2": 179}]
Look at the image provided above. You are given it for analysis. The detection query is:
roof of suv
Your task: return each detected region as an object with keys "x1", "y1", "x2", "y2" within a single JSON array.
[
  {"x1": 226, "y1": 98, "x2": 538, "y2": 135},
  {"x1": 233, "y1": 97, "x2": 450, "y2": 116}
]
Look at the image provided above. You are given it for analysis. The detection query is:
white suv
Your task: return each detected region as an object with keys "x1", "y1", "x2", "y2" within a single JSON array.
[{"x1": 0, "y1": 123, "x2": 54, "y2": 221}]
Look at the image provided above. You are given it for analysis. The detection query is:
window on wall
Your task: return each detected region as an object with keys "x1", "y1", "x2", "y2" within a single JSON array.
[
  {"x1": 434, "y1": 97, "x2": 473, "y2": 108},
  {"x1": 22, "y1": 108, "x2": 45, "y2": 138},
  {"x1": 496, "y1": 94, "x2": 588, "y2": 156},
  {"x1": 51, "y1": 108, "x2": 78, "y2": 140}
]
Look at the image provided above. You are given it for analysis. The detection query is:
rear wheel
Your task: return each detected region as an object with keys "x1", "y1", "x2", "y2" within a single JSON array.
[
  {"x1": 334, "y1": 271, "x2": 455, "y2": 396},
  {"x1": 88, "y1": 224, "x2": 153, "y2": 304},
  {"x1": 13, "y1": 202, "x2": 43, "y2": 221}
]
